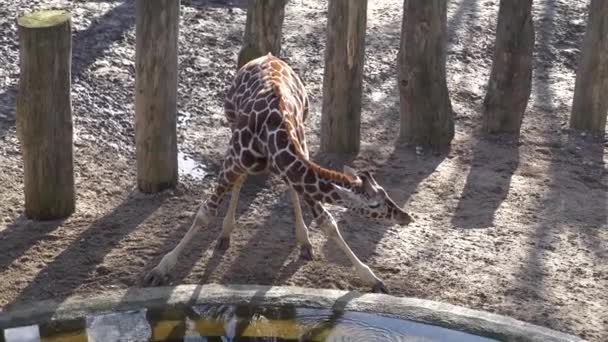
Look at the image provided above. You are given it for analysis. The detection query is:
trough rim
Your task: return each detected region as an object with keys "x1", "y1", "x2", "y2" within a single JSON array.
[{"x1": 0, "y1": 284, "x2": 584, "y2": 342}]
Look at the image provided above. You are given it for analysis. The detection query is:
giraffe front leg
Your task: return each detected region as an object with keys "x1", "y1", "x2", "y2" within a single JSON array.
[
  {"x1": 217, "y1": 175, "x2": 246, "y2": 250},
  {"x1": 144, "y1": 154, "x2": 243, "y2": 286},
  {"x1": 289, "y1": 189, "x2": 313, "y2": 261},
  {"x1": 144, "y1": 203, "x2": 214, "y2": 286},
  {"x1": 315, "y1": 204, "x2": 388, "y2": 293}
]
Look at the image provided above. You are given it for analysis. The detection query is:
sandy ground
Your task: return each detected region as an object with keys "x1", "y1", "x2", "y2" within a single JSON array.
[{"x1": 0, "y1": 0, "x2": 606, "y2": 340}]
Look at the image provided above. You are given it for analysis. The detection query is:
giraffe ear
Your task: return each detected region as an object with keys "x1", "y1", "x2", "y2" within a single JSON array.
[
  {"x1": 343, "y1": 165, "x2": 358, "y2": 178},
  {"x1": 333, "y1": 184, "x2": 366, "y2": 206}
]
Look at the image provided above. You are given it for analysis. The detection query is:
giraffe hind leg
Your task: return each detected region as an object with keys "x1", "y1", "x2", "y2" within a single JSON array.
[
  {"x1": 289, "y1": 189, "x2": 314, "y2": 260},
  {"x1": 217, "y1": 174, "x2": 247, "y2": 250}
]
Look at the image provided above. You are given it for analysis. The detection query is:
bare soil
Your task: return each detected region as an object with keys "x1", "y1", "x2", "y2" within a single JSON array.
[{"x1": 0, "y1": 0, "x2": 606, "y2": 340}]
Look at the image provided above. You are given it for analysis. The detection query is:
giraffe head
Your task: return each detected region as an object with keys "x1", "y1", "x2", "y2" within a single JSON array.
[{"x1": 333, "y1": 166, "x2": 413, "y2": 226}]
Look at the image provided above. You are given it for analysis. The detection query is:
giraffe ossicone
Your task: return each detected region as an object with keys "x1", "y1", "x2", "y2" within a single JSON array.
[{"x1": 144, "y1": 53, "x2": 412, "y2": 293}]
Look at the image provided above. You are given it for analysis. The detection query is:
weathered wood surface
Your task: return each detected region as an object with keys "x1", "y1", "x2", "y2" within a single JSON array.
[
  {"x1": 483, "y1": 0, "x2": 534, "y2": 136},
  {"x1": 320, "y1": 0, "x2": 367, "y2": 154},
  {"x1": 398, "y1": 0, "x2": 454, "y2": 149},
  {"x1": 570, "y1": 0, "x2": 608, "y2": 135},
  {"x1": 237, "y1": 0, "x2": 287, "y2": 68},
  {"x1": 17, "y1": 10, "x2": 75, "y2": 220},
  {"x1": 135, "y1": 0, "x2": 179, "y2": 193}
]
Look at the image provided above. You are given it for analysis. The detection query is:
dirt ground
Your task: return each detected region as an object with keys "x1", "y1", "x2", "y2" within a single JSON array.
[{"x1": 0, "y1": 0, "x2": 606, "y2": 340}]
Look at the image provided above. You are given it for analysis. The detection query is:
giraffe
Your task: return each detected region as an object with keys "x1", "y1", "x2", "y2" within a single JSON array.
[{"x1": 144, "y1": 53, "x2": 413, "y2": 293}]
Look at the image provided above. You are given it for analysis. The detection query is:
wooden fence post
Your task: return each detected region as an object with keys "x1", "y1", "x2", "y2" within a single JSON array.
[
  {"x1": 238, "y1": 0, "x2": 288, "y2": 68},
  {"x1": 398, "y1": 0, "x2": 453, "y2": 149},
  {"x1": 570, "y1": 0, "x2": 608, "y2": 135},
  {"x1": 135, "y1": 0, "x2": 179, "y2": 193},
  {"x1": 320, "y1": 0, "x2": 367, "y2": 154},
  {"x1": 16, "y1": 10, "x2": 75, "y2": 220},
  {"x1": 483, "y1": 0, "x2": 534, "y2": 135}
]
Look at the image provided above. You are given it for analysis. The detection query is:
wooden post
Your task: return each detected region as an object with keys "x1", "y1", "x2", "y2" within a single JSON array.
[
  {"x1": 483, "y1": 0, "x2": 534, "y2": 135},
  {"x1": 570, "y1": 0, "x2": 608, "y2": 135},
  {"x1": 320, "y1": 0, "x2": 367, "y2": 154},
  {"x1": 135, "y1": 0, "x2": 179, "y2": 193},
  {"x1": 398, "y1": 0, "x2": 454, "y2": 149},
  {"x1": 237, "y1": 0, "x2": 288, "y2": 69},
  {"x1": 16, "y1": 10, "x2": 75, "y2": 220}
]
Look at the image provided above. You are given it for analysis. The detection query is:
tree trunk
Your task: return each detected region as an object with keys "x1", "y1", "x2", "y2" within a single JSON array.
[
  {"x1": 135, "y1": 0, "x2": 179, "y2": 193},
  {"x1": 237, "y1": 0, "x2": 288, "y2": 69},
  {"x1": 483, "y1": 0, "x2": 534, "y2": 135},
  {"x1": 570, "y1": 0, "x2": 608, "y2": 135},
  {"x1": 320, "y1": 0, "x2": 367, "y2": 154},
  {"x1": 16, "y1": 10, "x2": 75, "y2": 220},
  {"x1": 398, "y1": 0, "x2": 454, "y2": 149}
]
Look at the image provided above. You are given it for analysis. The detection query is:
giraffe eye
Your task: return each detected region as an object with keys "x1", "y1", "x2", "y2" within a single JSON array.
[{"x1": 369, "y1": 202, "x2": 380, "y2": 209}]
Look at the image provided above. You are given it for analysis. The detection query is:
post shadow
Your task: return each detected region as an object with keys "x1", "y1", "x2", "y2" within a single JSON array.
[
  {"x1": 451, "y1": 134, "x2": 520, "y2": 229},
  {"x1": 181, "y1": 0, "x2": 248, "y2": 10},
  {"x1": 447, "y1": 0, "x2": 480, "y2": 48},
  {"x1": 4, "y1": 191, "x2": 166, "y2": 310},
  {"x1": 0, "y1": 216, "x2": 64, "y2": 273},
  {"x1": 505, "y1": 0, "x2": 604, "y2": 331}
]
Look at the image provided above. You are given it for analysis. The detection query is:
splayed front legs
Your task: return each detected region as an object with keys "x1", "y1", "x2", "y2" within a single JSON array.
[{"x1": 144, "y1": 155, "x2": 243, "y2": 286}]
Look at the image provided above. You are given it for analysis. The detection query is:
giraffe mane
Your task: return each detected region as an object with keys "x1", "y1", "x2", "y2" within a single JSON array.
[{"x1": 272, "y1": 83, "x2": 361, "y2": 187}]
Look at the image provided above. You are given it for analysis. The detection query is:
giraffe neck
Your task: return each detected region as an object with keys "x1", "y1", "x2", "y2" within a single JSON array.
[{"x1": 278, "y1": 148, "x2": 360, "y2": 205}]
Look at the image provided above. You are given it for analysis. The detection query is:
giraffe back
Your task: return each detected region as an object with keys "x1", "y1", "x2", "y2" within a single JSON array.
[{"x1": 223, "y1": 54, "x2": 311, "y2": 174}]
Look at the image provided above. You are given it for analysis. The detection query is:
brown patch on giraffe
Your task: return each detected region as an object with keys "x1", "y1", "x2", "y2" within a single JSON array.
[
  {"x1": 304, "y1": 169, "x2": 316, "y2": 184},
  {"x1": 292, "y1": 184, "x2": 304, "y2": 193},
  {"x1": 267, "y1": 133, "x2": 280, "y2": 155},
  {"x1": 253, "y1": 98, "x2": 267, "y2": 112},
  {"x1": 274, "y1": 130, "x2": 289, "y2": 150},
  {"x1": 269, "y1": 60, "x2": 283, "y2": 72},
  {"x1": 248, "y1": 79, "x2": 260, "y2": 93},
  {"x1": 247, "y1": 111, "x2": 257, "y2": 131},
  {"x1": 241, "y1": 90, "x2": 252, "y2": 104},
  {"x1": 252, "y1": 159, "x2": 268, "y2": 173},
  {"x1": 266, "y1": 110, "x2": 283, "y2": 129},
  {"x1": 236, "y1": 82, "x2": 246, "y2": 94},
  {"x1": 241, "y1": 150, "x2": 255, "y2": 168},
  {"x1": 276, "y1": 150, "x2": 296, "y2": 169},
  {"x1": 319, "y1": 180, "x2": 332, "y2": 193},
  {"x1": 331, "y1": 192, "x2": 341, "y2": 202},
  {"x1": 305, "y1": 185, "x2": 318, "y2": 194},
  {"x1": 312, "y1": 193, "x2": 324, "y2": 202},
  {"x1": 255, "y1": 109, "x2": 269, "y2": 132},
  {"x1": 267, "y1": 92, "x2": 280, "y2": 108},
  {"x1": 286, "y1": 161, "x2": 306, "y2": 183},
  {"x1": 240, "y1": 129, "x2": 252, "y2": 147}
]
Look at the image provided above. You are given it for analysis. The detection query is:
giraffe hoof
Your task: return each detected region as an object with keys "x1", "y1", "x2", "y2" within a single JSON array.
[
  {"x1": 300, "y1": 244, "x2": 314, "y2": 261},
  {"x1": 143, "y1": 268, "x2": 170, "y2": 287},
  {"x1": 216, "y1": 236, "x2": 230, "y2": 251},
  {"x1": 372, "y1": 281, "x2": 389, "y2": 294}
]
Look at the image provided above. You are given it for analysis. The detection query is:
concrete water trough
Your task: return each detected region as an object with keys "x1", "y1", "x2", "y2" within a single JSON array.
[{"x1": 0, "y1": 285, "x2": 583, "y2": 341}]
